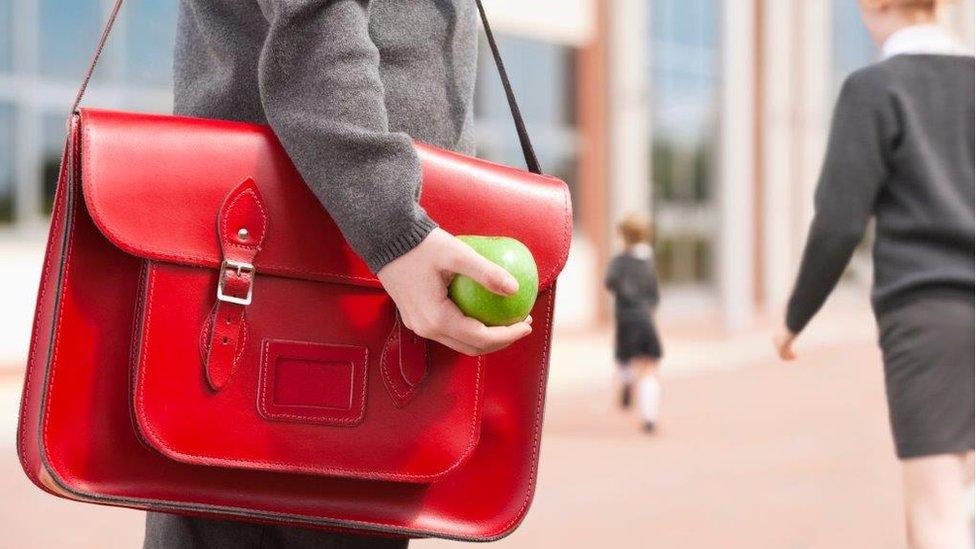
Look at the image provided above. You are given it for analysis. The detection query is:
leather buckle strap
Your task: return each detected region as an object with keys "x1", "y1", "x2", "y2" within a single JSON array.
[
  {"x1": 202, "y1": 178, "x2": 268, "y2": 391},
  {"x1": 380, "y1": 312, "x2": 430, "y2": 407},
  {"x1": 216, "y1": 259, "x2": 255, "y2": 306}
]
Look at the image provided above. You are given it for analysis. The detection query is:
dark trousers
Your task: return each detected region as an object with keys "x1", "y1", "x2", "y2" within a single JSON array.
[{"x1": 144, "y1": 512, "x2": 409, "y2": 549}]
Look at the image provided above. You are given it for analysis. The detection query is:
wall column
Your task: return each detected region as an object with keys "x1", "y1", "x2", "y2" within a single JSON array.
[
  {"x1": 759, "y1": 0, "x2": 795, "y2": 314},
  {"x1": 607, "y1": 0, "x2": 651, "y2": 229},
  {"x1": 12, "y1": 0, "x2": 40, "y2": 228},
  {"x1": 757, "y1": 0, "x2": 831, "y2": 316},
  {"x1": 575, "y1": 0, "x2": 611, "y2": 327},
  {"x1": 717, "y1": 0, "x2": 757, "y2": 330}
]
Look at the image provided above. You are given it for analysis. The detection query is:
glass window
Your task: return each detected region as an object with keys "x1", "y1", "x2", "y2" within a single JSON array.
[
  {"x1": 831, "y1": 0, "x2": 876, "y2": 91},
  {"x1": 40, "y1": 114, "x2": 67, "y2": 214},
  {"x1": 649, "y1": 0, "x2": 720, "y2": 285},
  {"x1": 476, "y1": 35, "x2": 576, "y2": 127},
  {"x1": 124, "y1": 2, "x2": 178, "y2": 85},
  {"x1": 0, "y1": 0, "x2": 12, "y2": 74},
  {"x1": 0, "y1": 103, "x2": 14, "y2": 222},
  {"x1": 475, "y1": 34, "x2": 580, "y2": 222},
  {"x1": 654, "y1": 236, "x2": 712, "y2": 284},
  {"x1": 39, "y1": 0, "x2": 102, "y2": 80}
]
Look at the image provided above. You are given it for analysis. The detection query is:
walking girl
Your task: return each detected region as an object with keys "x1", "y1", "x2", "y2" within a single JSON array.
[
  {"x1": 606, "y1": 214, "x2": 665, "y2": 433},
  {"x1": 775, "y1": 1, "x2": 974, "y2": 547},
  {"x1": 145, "y1": 1, "x2": 531, "y2": 547}
]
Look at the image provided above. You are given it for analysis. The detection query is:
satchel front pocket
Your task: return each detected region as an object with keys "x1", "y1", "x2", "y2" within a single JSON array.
[{"x1": 131, "y1": 261, "x2": 484, "y2": 483}]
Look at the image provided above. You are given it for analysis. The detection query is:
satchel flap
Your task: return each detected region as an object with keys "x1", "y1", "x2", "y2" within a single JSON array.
[{"x1": 78, "y1": 108, "x2": 572, "y2": 288}]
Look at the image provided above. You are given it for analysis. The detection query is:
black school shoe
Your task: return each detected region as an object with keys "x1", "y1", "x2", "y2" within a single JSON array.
[{"x1": 619, "y1": 384, "x2": 633, "y2": 409}]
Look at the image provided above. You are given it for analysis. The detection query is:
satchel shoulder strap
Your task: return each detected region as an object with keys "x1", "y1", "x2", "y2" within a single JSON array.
[{"x1": 70, "y1": 0, "x2": 543, "y2": 175}]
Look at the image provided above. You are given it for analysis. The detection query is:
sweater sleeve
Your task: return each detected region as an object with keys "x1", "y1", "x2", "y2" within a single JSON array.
[
  {"x1": 785, "y1": 69, "x2": 896, "y2": 333},
  {"x1": 255, "y1": 0, "x2": 436, "y2": 273}
]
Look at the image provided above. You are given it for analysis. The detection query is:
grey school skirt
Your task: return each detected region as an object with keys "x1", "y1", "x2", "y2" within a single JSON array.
[
  {"x1": 144, "y1": 513, "x2": 408, "y2": 549},
  {"x1": 877, "y1": 295, "x2": 975, "y2": 459},
  {"x1": 614, "y1": 317, "x2": 663, "y2": 363}
]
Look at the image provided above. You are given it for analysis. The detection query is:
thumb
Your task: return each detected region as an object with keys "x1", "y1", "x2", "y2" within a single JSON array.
[{"x1": 450, "y1": 243, "x2": 519, "y2": 296}]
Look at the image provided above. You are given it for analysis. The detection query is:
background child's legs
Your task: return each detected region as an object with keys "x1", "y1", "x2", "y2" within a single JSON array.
[
  {"x1": 616, "y1": 362, "x2": 636, "y2": 408},
  {"x1": 900, "y1": 451, "x2": 974, "y2": 549},
  {"x1": 633, "y1": 357, "x2": 660, "y2": 427}
]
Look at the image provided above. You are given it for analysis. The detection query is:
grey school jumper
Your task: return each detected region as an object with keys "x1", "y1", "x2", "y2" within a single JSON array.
[
  {"x1": 786, "y1": 55, "x2": 975, "y2": 333},
  {"x1": 173, "y1": 0, "x2": 479, "y2": 273},
  {"x1": 604, "y1": 251, "x2": 661, "y2": 323}
]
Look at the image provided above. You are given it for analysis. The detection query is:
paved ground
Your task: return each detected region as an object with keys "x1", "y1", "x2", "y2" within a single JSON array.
[
  {"x1": 0, "y1": 300, "x2": 909, "y2": 548},
  {"x1": 421, "y1": 340, "x2": 902, "y2": 549}
]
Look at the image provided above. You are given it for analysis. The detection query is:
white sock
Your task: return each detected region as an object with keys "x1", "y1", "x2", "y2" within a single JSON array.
[
  {"x1": 637, "y1": 375, "x2": 661, "y2": 424},
  {"x1": 617, "y1": 364, "x2": 636, "y2": 385}
]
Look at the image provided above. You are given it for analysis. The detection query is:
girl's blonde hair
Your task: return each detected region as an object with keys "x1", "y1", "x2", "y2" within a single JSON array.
[{"x1": 617, "y1": 213, "x2": 653, "y2": 247}]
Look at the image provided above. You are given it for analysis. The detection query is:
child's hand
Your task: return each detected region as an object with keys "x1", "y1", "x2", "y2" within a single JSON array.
[
  {"x1": 377, "y1": 228, "x2": 532, "y2": 356},
  {"x1": 773, "y1": 327, "x2": 798, "y2": 361}
]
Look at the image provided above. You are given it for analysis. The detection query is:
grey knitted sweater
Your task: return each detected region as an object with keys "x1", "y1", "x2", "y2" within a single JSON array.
[
  {"x1": 605, "y1": 250, "x2": 660, "y2": 323},
  {"x1": 173, "y1": 0, "x2": 478, "y2": 272},
  {"x1": 786, "y1": 55, "x2": 975, "y2": 333}
]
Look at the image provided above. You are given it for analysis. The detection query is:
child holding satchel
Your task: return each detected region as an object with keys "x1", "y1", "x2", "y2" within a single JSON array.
[
  {"x1": 147, "y1": 1, "x2": 531, "y2": 547},
  {"x1": 775, "y1": 1, "x2": 974, "y2": 547},
  {"x1": 606, "y1": 214, "x2": 665, "y2": 433}
]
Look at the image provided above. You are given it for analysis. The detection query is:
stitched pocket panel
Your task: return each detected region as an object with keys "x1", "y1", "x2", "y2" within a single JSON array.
[{"x1": 258, "y1": 340, "x2": 367, "y2": 427}]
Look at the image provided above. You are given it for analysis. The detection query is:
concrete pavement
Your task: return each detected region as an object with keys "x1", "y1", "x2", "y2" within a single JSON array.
[
  {"x1": 419, "y1": 338, "x2": 902, "y2": 549},
  {"x1": 1, "y1": 300, "x2": 907, "y2": 548}
]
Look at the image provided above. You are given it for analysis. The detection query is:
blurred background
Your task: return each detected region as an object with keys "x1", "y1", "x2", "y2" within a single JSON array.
[{"x1": 0, "y1": 1, "x2": 973, "y2": 547}]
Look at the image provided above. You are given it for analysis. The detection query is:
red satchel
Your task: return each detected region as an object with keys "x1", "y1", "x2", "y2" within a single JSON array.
[{"x1": 17, "y1": 0, "x2": 572, "y2": 542}]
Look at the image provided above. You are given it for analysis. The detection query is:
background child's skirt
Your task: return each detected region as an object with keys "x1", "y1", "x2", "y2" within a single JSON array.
[{"x1": 615, "y1": 317, "x2": 663, "y2": 363}]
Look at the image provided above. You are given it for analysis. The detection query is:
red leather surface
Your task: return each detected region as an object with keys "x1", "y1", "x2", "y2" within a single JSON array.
[
  {"x1": 79, "y1": 109, "x2": 571, "y2": 291},
  {"x1": 18, "y1": 109, "x2": 571, "y2": 540}
]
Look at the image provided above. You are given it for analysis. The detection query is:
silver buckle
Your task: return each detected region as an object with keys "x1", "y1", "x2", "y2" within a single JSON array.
[{"x1": 216, "y1": 259, "x2": 255, "y2": 306}]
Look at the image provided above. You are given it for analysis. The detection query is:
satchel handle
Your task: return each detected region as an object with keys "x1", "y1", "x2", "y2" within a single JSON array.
[{"x1": 69, "y1": 0, "x2": 543, "y2": 175}]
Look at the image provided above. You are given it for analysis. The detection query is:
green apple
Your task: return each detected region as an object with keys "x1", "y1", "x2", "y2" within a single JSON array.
[{"x1": 449, "y1": 235, "x2": 539, "y2": 327}]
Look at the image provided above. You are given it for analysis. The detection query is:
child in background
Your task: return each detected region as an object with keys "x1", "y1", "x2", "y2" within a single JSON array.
[
  {"x1": 605, "y1": 214, "x2": 664, "y2": 433},
  {"x1": 774, "y1": 1, "x2": 973, "y2": 546}
]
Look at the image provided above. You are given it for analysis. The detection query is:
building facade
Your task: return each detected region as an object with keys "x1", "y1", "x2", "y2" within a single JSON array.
[
  {"x1": 581, "y1": 0, "x2": 975, "y2": 330},
  {"x1": 0, "y1": 0, "x2": 973, "y2": 346}
]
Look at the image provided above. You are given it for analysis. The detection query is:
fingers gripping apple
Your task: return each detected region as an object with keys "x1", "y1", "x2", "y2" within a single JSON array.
[{"x1": 449, "y1": 236, "x2": 539, "y2": 326}]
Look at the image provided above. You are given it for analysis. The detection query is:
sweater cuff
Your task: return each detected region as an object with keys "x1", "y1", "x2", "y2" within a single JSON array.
[
  {"x1": 363, "y1": 213, "x2": 438, "y2": 274},
  {"x1": 784, "y1": 305, "x2": 810, "y2": 335}
]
